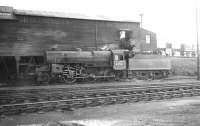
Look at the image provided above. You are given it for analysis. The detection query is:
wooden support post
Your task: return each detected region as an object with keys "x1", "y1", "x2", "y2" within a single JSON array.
[{"x1": 15, "y1": 56, "x2": 20, "y2": 78}]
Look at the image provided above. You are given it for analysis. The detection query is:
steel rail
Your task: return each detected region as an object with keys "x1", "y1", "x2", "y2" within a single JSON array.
[{"x1": 1, "y1": 83, "x2": 200, "y2": 115}]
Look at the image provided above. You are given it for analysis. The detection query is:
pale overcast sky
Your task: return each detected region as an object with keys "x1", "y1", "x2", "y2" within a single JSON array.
[{"x1": 1, "y1": 0, "x2": 200, "y2": 48}]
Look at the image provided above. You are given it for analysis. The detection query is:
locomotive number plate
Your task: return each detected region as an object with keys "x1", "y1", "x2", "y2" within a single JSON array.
[{"x1": 113, "y1": 61, "x2": 126, "y2": 70}]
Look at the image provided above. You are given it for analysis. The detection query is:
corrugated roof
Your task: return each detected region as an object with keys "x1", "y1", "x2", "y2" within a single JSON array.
[{"x1": 14, "y1": 9, "x2": 139, "y2": 23}]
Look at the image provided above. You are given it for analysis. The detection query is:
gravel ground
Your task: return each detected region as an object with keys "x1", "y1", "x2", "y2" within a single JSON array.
[{"x1": 1, "y1": 96, "x2": 200, "y2": 126}]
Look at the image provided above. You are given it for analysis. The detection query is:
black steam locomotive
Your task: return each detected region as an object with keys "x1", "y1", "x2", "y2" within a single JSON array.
[{"x1": 35, "y1": 49, "x2": 171, "y2": 83}]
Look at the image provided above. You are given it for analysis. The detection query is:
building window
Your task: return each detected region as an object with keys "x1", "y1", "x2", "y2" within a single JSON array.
[
  {"x1": 146, "y1": 35, "x2": 151, "y2": 44},
  {"x1": 120, "y1": 31, "x2": 126, "y2": 40},
  {"x1": 119, "y1": 30, "x2": 132, "y2": 41}
]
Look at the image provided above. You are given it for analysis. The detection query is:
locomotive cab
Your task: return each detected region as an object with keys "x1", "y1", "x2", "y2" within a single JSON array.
[{"x1": 111, "y1": 50, "x2": 128, "y2": 70}]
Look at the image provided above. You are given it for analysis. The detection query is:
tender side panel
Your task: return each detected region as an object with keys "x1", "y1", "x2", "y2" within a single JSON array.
[{"x1": 128, "y1": 57, "x2": 171, "y2": 71}]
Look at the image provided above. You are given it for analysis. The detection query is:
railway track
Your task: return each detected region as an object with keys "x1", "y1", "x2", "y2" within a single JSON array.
[
  {"x1": 1, "y1": 82, "x2": 200, "y2": 115},
  {"x1": 0, "y1": 82, "x2": 199, "y2": 105}
]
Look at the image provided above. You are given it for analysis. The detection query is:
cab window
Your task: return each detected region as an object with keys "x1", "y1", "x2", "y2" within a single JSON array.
[
  {"x1": 114, "y1": 55, "x2": 119, "y2": 60},
  {"x1": 114, "y1": 55, "x2": 124, "y2": 61}
]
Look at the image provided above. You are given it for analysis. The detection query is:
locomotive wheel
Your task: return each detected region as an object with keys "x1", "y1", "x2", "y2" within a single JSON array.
[
  {"x1": 86, "y1": 77, "x2": 95, "y2": 83},
  {"x1": 136, "y1": 72, "x2": 150, "y2": 80},
  {"x1": 63, "y1": 77, "x2": 77, "y2": 84},
  {"x1": 43, "y1": 73, "x2": 50, "y2": 83},
  {"x1": 115, "y1": 71, "x2": 123, "y2": 81},
  {"x1": 36, "y1": 72, "x2": 50, "y2": 84}
]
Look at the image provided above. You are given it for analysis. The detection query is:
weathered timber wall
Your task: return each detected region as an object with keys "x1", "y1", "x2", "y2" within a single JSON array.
[
  {"x1": 0, "y1": 15, "x2": 141, "y2": 56},
  {"x1": 139, "y1": 28, "x2": 157, "y2": 52}
]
